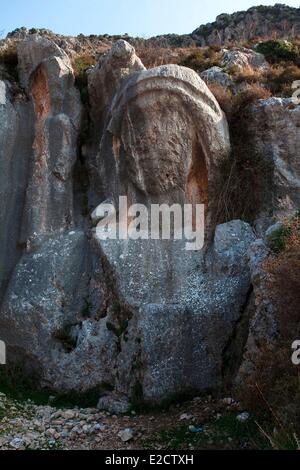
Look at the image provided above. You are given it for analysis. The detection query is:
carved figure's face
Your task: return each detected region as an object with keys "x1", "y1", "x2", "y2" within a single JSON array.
[{"x1": 120, "y1": 93, "x2": 194, "y2": 196}]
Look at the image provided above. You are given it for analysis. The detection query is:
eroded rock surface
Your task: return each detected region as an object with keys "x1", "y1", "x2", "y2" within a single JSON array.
[
  {"x1": 220, "y1": 47, "x2": 268, "y2": 72},
  {"x1": 200, "y1": 66, "x2": 233, "y2": 89},
  {"x1": 0, "y1": 37, "x2": 295, "y2": 406},
  {"x1": 250, "y1": 97, "x2": 300, "y2": 215},
  {"x1": 0, "y1": 81, "x2": 34, "y2": 299},
  {"x1": 89, "y1": 53, "x2": 255, "y2": 402}
]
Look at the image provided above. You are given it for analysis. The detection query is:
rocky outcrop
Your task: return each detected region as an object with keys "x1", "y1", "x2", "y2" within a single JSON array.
[
  {"x1": 0, "y1": 231, "x2": 114, "y2": 390},
  {"x1": 237, "y1": 239, "x2": 277, "y2": 380},
  {"x1": 220, "y1": 47, "x2": 268, "y2": 72},
  {"x1": 200, "y1": 47, "x2": 268, "y2": 94},
  {"x1": 86, "y1": 40, "x2": 145, "y2": 206},
  {"x1": 0, "y1": 37, "x2": 102, "y2": 392},
  {"x1": 6, "y1": 5, "x2": 300, "y2": 53},
  {"x1": 0, "y1": 35, "x2": 298, "y2": 407},
  {"x1": 95, "y1": 63, "x2": 230, "y2": 211},
  {"x1": 192, "y1": 5, "x2": 300, "y2": 46},
  {"x1": 249, "y1": 97, "x2": 300, "y2": 216},
  {"x1": 200, "y1": 66, "x2": 233, "y2": 89},
  {"x1": 17, "y1": 36, "x2": 82, "y2": 246},
  {"x1": 0, "y1": 81, "x2": 33, "y2": 299},
  {"x1": 88, "y1": 50, "x2": 256, "y2": 402}
]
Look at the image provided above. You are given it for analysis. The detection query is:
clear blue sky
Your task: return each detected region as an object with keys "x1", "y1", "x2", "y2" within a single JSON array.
[{"x1": 1, "y1": 1, "x2": 299, "y2": 37}]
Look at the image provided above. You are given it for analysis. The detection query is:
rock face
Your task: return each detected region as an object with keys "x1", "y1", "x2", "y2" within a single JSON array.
[
  {"x1": 86, "y1": 40, "x2": 146, "y2": 206},
  {"x1": 0, "y1": 37, "x2": 108, "y2": 392},
  {"x1": 96, "y1": 63, "x2": 230, "y2": 211},
  {"x1": 0, "y1": 36, "x2": 296, "y2": 406},
  {"x1": 1, "y1": 230, "x2": 114, "y2": 391},
  {"x1": 237, "y1": 239, "x2": 277, "y2": 380},
  {"x1": 192, "y1": 5, "x2": 300, "y2": 46},
  {"x1": 249, "y1": 97, "x2": 300, "y2": 215},
  {"x1": 220, "y1": 47, "x2": 268, "y2": 72},
  {"x1": 87, "y1": 48, "x2": 254, "y2": 402},
  {"x1": 17, "y1": 36, "x2": 82, "y2": 246},
  {"x1": 6, "y1": 5, "x2": 300, "y2": 53},
  {"x1": 0, "y1": 81, "x2": 33, "y2": 300}
]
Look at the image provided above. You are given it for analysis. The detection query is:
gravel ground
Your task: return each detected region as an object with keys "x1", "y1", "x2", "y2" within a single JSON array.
[{"x1": 0, "y1": 392, "x2": 255, "y2": 450}]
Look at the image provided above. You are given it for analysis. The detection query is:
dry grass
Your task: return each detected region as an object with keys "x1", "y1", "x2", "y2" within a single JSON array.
[
  {"x1": 178, "y1": 47, "x2": 222, "y2": 73},
  {"x1": 239, "y1": 214, "x2": 300, "y2": 447},
  {"x1": 207, "y1": 83, "x2": 233, "y2": 115},
  {"x1": 231, "y1": 62, "x2": 300, "y2": 96},
  {"x1": 263, "y1": 63, "x2": 300, "y2": 95},
  {"x1": 212, "y1": 84, "x2": 273, "y2": 225},
  {"x1": 135, "y1": 46, "x2": 187, "y2": 68},
  {"x1": 134, "y1": 46, "x2": 222, "y2": 70},
  {"x1": 233, "y1": 65, "x2": 264, "y2": 84},
  {"x1": 265, "y1": 215, "x2": 300, "y2": 337}
]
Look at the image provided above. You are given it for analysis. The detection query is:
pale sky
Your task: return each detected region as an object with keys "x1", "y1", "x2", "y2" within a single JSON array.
[{"x1": 1, "y1": 0, "x2": 299, "y2": 37}]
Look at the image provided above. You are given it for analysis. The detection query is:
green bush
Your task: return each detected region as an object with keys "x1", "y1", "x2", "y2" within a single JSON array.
[
  {"x1": 213, "y1": 86, "x2": 274, "y2": 224},
  {"x1": 256, "y1": 40, "x2": 299, "y2": 63},
  {"x1": 267, "y1": 226, "x2": 291, "y2": 253},
  {"x1": 72, "y1": 54, "x2": 96, "y2": 104}
]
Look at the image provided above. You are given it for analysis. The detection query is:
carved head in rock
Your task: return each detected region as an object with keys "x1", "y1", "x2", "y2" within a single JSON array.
[{"x1": 98, "y1": 64, "x2": 230, "y2": 216}]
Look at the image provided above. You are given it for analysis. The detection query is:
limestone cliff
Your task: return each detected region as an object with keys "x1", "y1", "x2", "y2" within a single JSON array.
[{"x1": 0, "y1": 32, "x2": 299, "y2": 408}]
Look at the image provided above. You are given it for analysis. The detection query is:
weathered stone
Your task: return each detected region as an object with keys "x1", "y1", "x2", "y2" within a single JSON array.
[
  {"x1": 85, "y1": 52, "x2": 262, "y2": 402},
  {"x1": 212, "y1": 220, "x2": 256, "y2": 274},
  {"x1": 97, "y1": 394, "x2": 131, "y2": 414},
  {"x1": 249, "y1": 98, "x2": 300, "y2": 215},
  {"x1": 118, "y1": 428, "x2": 133, "y2": 442},
  {"x1": 86, "y1": 40, "x2": 145, "y2": 206},
  {"x1": 88, "y1": 39, "x2": 145, "y2": 134},
  {"x1": 237, "y1": 239, "x2": 277, "y2": 379},
  {"x1": 18, "y1": 38, "x2": 82, "y2": 246},
  {"x1": 96, "y1": 63, "x2": 230, "y2": 214},
  {"x1": 0, "y1": 230, "x2": 117, "y2": 391},
  {"x1": 236, "y1": 412, "x2": 250, "y2": 422},
  {"x1": 220, "y1": 47, "x2": 268, "y2": 72},
  {"x1": 0, "y1": 81, "x2": 33, "y2": 299},
  {"x1": 17, "y1": 35, "x2": 68, "y2": 90},
  {"x1": 1, "y1": 35, "x2": 294, "y2": 407},
  {"x1": 200, "y1": 66, "x2": 233, "y2": 89}
]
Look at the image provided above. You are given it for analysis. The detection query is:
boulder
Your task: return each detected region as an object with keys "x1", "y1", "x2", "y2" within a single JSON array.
[
  {"x1": 200, "y1": 66, "x2": 233, "y2": 89},
  {"x1": 220, "y1": 47, "x2": 268, "y2": 72},
  {"x1": 97, "y1": 393, "x2": 131, "y2": 414}
]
